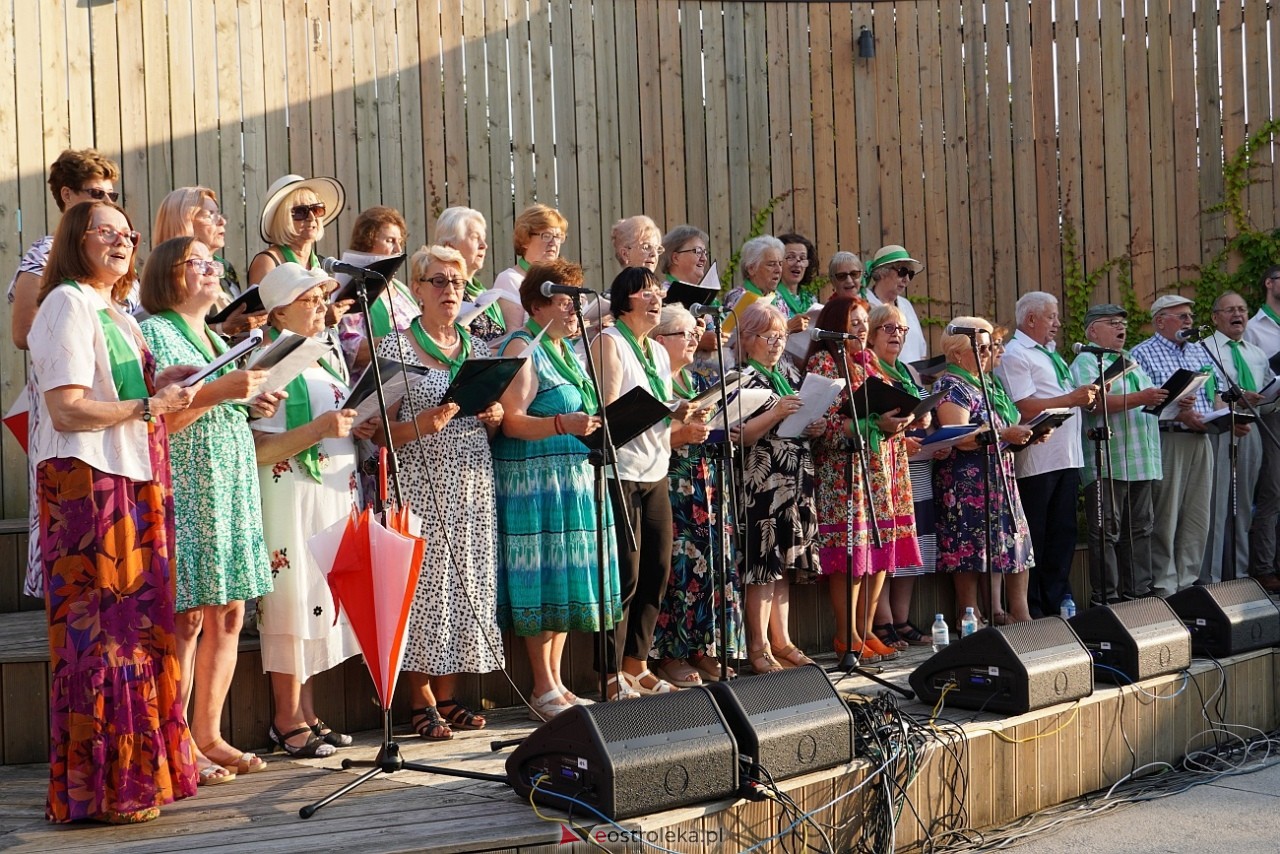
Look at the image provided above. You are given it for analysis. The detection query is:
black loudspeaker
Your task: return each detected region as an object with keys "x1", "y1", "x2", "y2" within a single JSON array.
[
  {"x1": 1068, "y1": 597, "x2": 1192, "y2": 684},
  {"x1": 909, "y1": 617, "x2": 1094, "y2": 714},
  {"x1": 1165, "y1": 578, "x2": 1280, "y2": 658},
  {"x1": 705, "y1": 664, "x2": 854, "y2": 783},
  {"x1": 505, "y1": 689, "x2": 738, "y2": 821}
]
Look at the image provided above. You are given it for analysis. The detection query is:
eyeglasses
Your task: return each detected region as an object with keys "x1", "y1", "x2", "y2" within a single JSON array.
[
  {"x1": 1095, "y1": 319, "x2": 1126, "y2": 329},
  {"x1": 1163, "y1": 312, "x2": 1195, "y2": 322},
  {"x1": 533, "y1": 230, "x2": 565, "y2": 244},
  {"x1": 784, "y1": 253, "x2": 809, "y2": 265},
  {"x1": 833, "y1": 270, "x2": 862, "y2": 281},
  {"x1": 893, "y1": 266, "x2": 917, "y2": 280},
  {"x1": 659, "y1": 330, "x2": 699, "y2": 343},
  {"x1": 290, "y1": 202, "x2": 326, "y2": 221},
  {"x1": 83, "y1": 187, "x2": 120, "y2": 203},
  {"x1": 293, "y1": 294, "x2": 327, "y2": 310},
  {"x1": 758, "y1": 334, "x2": 785, "y2": 346},
  {"x1": 1213, "y1": 305, "x2": 1248, "y2": 315},
  {"x1": 184, "y1": 258, "x2": 226, "y2": 276},
  {"x1": 876, "y1": 323, "x2": 910, "y2": 335},
  {"x1": 420, "y1": 274, "x2": 467, "y2": 290},
  {"x1": 84, "y1": 225, "x2": 141, "y2": 246},
  {"x1": 195, "y1": 209, "x2": 226, "y2": 224},
  {"x1": 672, "y1": 246, "x2": 708, "y2": 258},
  {"x1": 629, "y1": 242, "x2": 665, "y2": 257}
]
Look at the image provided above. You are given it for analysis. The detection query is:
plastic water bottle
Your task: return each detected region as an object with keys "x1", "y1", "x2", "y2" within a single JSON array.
[
  {"x1": 960, "y1": 607, "x2": 979, "y2": 638},
  {"x1": 1060, "y1": 595, "x2": 1077, "y2": 620},
  {"x1": 931, "y1": 614, "x2": 950, "y2": 652}
]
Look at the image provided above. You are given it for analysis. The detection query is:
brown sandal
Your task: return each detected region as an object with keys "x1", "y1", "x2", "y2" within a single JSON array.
[
  {"x1": 750, "y1": 646, "x2": 784, "y2": 673},
  {"x1": 770, "y1": 643, "x2": 815, "y2": 668}
]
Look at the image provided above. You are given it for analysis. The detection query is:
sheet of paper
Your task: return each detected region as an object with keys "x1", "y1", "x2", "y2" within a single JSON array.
[
  {"x1": 722, "y1": 290, "x2": 773, "y2": 336},
  {"x1": 456, "y1": 289, "x2": 515, "y2": 327},
  {"x1": 776, "y1": 372, "x2": 845, "y2": 439},
  {"x1": 784, "y1": 303, "x2": 824, "y2": 361},
  {"x1": 704, "y1": 387, "x2": 774, "y2": 432},
  {"x1": 908, "y1": 425, "x2": 983, "y2": 461},
  {"x1": 1154, "y1": 372, "x2": 1209, "y2": 420},
  {"x1": 236, "y1": 333, "x2": 332, "y2": 402},
  {"x1": 181, "y1": 328, "x2": 264, "y2": 387}
]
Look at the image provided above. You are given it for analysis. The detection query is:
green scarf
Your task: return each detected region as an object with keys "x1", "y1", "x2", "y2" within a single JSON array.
[
  {"x1": 517, "y1": 257, "x2": 531, "y2": 272},
  {"x1": 947, "y1": 364, "x2": 1020, "y2": 426},
  {"x1": 408, "y1": 317, "x2": 472, "y2": 381},
  {"x1": 1228, "y1": 339, "x2": 1258, "y2": 393},
  {"x1": 525, "y1": 320, "x2": 598, "y2": 414},
  {"x1": 278, "y1": 245, "x2": 320, "y2": 269},
  {"x1": 72, "y1": 283, "x2": 148, "y2": 401},
  {"x1": 366, "y1": 278, "x2": 416, "y2": 338},
  {"x1": 743, "y1": 279, "x2": 765, "y2": 297},
  {"x1": 269, "y1": 327, "x2": 345, "y2": 482},
  {"x1": 671, "y1": 368, "x2": 698, "y2": 401},
  {"x1": 1034, "y1": 343, "x2": 1073, "y2": 390},
  {"x1": 747, "y1": 358, "x2": 796, "y2": 396},
  {"x1": 775, "y1": 283, "x2": 808, "y2": 316},
  {"x1": 877, "y1": 356, "x2": 920, "y2": 398},
  {"x1": 464, "y1": 278, "x2": 505, "y2": 330},
  {"x1": 615, "y1": 320, "x2": 670, "y2": 402},
  {"x1": 1262, "y1": 303, "x2": 1280, "y2": 328}
]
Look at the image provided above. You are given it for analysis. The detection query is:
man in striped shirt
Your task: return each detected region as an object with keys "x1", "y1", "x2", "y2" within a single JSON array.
[
  {"x1": 1130, "y1": 294, "x2": 1216, "y2": 596},
  {"x1": 1069, "y1": 304, "x2": 1167, "y2": 603}
]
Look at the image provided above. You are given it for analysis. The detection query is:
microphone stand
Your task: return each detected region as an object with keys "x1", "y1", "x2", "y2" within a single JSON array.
[
  {"x1": 577, "y1": 295, "x2": 635, "y2": 702},
  {"x1": 1085, "y1": 350, "x2": 1116, "y2": 605},
  {"x1": 827, "y1": 342, "x2": 912, "y2": 699},
  {"x1": 705, "y1": 312, "x2": 737, "y2": 681},
  {"x1": 972, "y1": 336, "x2": 1018, "y2": 624}
]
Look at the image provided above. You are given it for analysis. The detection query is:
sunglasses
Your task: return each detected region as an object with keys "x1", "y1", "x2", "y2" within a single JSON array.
[
  {"x1": 83, "y1": 187, "x2": 121, "y2": 203},
  {"x1": 84, "y1": 225, "x2": 141, "y2": 247},
  {"x1": 290, "y1": 202, "x2": 327, "y2": 221},
  {"x1": 185, "y1": 258, "x2": 226, "y2": 276},
  {"x1": 833, "y1": 270, "x2": 862, "y2": 281},
  {"x1": 894, "y1": 266, "x2": 917, "y2": 280}
]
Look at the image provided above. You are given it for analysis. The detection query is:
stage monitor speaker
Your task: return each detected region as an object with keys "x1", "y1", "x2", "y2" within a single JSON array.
[
  {"x1": 505, "y1": 688, "x2": 738, "y2": 821},
  {"x1": 909, "y1": 616, "x2": 1094, "y2": 714},
  {"x1": 705, "y1": 664, "x2": 853, "y2": 783},
  {"x1": 1067, "y1": 597, "x2": 1191, "y2": 684},
  {"x1": 1165, "y1": 578, "x2": 1280, "y2": 658}
]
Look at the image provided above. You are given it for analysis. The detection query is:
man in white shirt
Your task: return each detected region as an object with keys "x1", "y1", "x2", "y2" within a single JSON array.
[
  {"x1": 996, "y1": 292, "x2": 1097, "y2": 617},
  {"x1": 863, "y1": 245, "x2": 928, "y2": 363},
  {"x1": 1242, "y1": 266, "x2": 1280, "y2": 594}
]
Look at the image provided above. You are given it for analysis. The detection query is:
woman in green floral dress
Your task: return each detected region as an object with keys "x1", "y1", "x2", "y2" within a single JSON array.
[{"x1": 140, "y1": 236, "x2": 279, "y2": 782}]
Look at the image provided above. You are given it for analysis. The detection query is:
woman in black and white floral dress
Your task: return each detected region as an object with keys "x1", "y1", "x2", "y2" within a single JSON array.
[{"x1": 372, "y1": 244, "x2": 506, "y2": 741}]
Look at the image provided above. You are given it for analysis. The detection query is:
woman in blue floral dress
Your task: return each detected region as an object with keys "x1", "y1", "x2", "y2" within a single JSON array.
[
  {"x1": 932, "y1": 317, "x2": 1036, "y2": 622},
  {"x1": 650, "y1": 305, "x2": 743, "y2": 686}
]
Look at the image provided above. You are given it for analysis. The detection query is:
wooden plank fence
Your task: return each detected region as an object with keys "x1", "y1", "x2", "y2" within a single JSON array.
[{"x1": 0, "y1": 0, "x2": 1276, "y2": 620}]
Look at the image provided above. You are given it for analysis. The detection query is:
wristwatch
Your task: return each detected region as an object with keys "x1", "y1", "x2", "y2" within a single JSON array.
[{"x1": 141, "y1": 397, "x2": 153, "y2": 423}]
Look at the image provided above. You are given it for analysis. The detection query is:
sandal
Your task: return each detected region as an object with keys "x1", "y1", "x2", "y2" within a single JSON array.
[
  {"x1": 992, "y1": 611, "x2": 1012, "y2": 626},
  {"x1": 98, "y1": 807, "x2": 161, "y2": 824},
  {"x1": 863, "y1": 635, "x2": 900, "y2": 660},
  {"x1": 873, "y1": 623, "x2": 910, "y2": 651},
  {"x1": 689, "y1": 654, "x2": 734, "y2": 681},
  {"x1": 528, "y1": 689, "x2": 574, "y2": 722},
  {"x1": 199, "y1": 739, "x2": 267, "y2": 774},
  {"x1": 606, "y1": 674, "x2": 640, "y2": 700},
  {"x1": 893, "y1": 621, "x2": 934, "y2": 646},
  {"x1": 269, "y1": 723, "x2": 336, "y2": 758},
  {"x1": 833, "y1": 637, "x2": 882, "y2": 664},
  {"x1": 197, "y1": 761, "x2": 237, "y2": 786},
  {"x1": 310, "y1": 719, "x2": 353, "y2": 748},
  {"x1": 654, "y1": 658, "x2": 703, "y2": 688},
  {"x1": 409, "y1": 706, "x2": 454, "y2": 741},
  {"x1": 437, "y1": 698, "x2": 486, "y2": 730},
  {"x1": 770, "y1": 643, "x2": 816, "y2": 668},
  {"x1": 750, "y1": 646, "x2": 784, "y2": 674},
  {"x1": 622, "y1": 669, "x2": 677, "y2": 695}
]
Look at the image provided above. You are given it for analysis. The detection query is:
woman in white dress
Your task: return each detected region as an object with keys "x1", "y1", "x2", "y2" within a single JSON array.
[
  {"x1": 252, "y1": 262, "x2": 373, "y2": 757},
  {"x1": 372, "y1": 244, "x2": 506, "y2": 740}
]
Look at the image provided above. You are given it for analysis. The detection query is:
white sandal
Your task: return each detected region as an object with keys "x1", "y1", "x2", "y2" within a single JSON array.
[
  {"x1": 528, "y1": 689, "x2": 575, "y2": 722},
  {"x1": 623, "y1": 669, "x2": 677, "y2": 695},
  {"x1": 605, "y1": 674, "x2": 640, "y2": 701}
]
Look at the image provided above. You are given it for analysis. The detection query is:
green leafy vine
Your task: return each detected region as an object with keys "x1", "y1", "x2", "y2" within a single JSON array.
[{"x1": 720, "y1": 189, "x2": 795, "y2": 291}]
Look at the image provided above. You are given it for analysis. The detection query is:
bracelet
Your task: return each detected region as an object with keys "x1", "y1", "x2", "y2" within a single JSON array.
[{"x1": 554, "y1": 414, "x2": 565, "y2": 435}]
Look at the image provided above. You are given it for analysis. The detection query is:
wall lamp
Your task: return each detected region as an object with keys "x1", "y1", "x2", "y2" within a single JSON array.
[{"x1": 858, "y1": 26, "x2": 875, "y2": 59}]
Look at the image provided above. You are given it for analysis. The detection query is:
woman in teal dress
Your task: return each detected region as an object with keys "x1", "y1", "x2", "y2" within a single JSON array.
[
  {"x1": 140, "y1": 236, "x2": 281, "y2": 783},
  {"x1": 493, "y1": 259, "x2": 621, "y2": 721}
]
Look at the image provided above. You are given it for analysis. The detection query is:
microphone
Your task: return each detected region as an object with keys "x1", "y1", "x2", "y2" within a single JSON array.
[
  {"x1": 1073, "y1": 342, "x2": 1121, "y2": 356},
  {"x1": 809, "y1": 326, "x2": 860, "y2": 342},
  {"x1": 690, "y1": 303, "x2": 730, "y2": 318},
  {"x1": 1176, "y1": 325, "x2": 1212, "y2": 343},
  {"x1": 319, "y1": 257, "x2": 379, "y2": 278},
  {"x1": 946, "y1": 325, "x2": 986, "y2": 337},
  {"x1": 540, "y1": 281, "x2": 599, "y2": 298}
]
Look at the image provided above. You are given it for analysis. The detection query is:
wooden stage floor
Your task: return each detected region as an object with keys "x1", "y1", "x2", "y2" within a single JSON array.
[{"x1": 1, "y1": 644, "x2": 1276, "y2": 854}]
